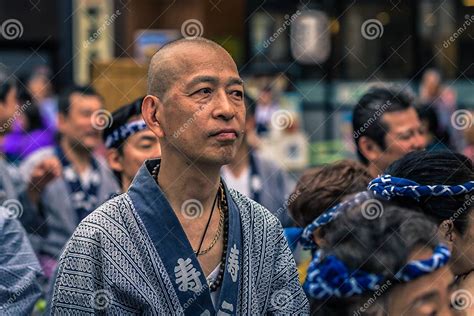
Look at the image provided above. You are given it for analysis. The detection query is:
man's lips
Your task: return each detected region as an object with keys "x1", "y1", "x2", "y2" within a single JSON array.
[{"x1": 208, "y1": 128, "x2": 239, "y2": 140}]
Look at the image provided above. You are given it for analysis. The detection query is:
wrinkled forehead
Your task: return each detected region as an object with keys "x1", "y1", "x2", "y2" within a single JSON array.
[{"x1": 171, "y1": 46, "x2": 240, "y2": 82}]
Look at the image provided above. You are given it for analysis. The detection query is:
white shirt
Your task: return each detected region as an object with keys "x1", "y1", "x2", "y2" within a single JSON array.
[{"x1": 221, "y1": 166, "x2": 250, "y2": 197}]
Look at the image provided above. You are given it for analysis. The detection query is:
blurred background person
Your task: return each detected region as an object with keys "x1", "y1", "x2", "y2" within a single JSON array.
[
  {"x1": 302, "y1": 194, "x2": 455, "y2": 315},
  {"x1": 25, "y1": 66, "x2": 57, "y2": 129},
  {"x1": 2, "y1": 80, "x2": 55, "y2": 163},
  {"x1": 254, "y1": 86, "x2": 279, "y2": 136},
  {"x1": 21, "y1": 86, "x2": 119, "y2": 281},
  {"x1": 419, "y1": 68, "x2": 461, "y2": 151},
  {"x1": 103, "y1": 97, "x2": 161, "y2": 192},
  {"x1": 286, "y1": 159, "x2": 372, "y2": 286},
  {"x1": 221, "y1": 94, "x2": 295, "y2": 227},
  {"x1": 352, "y1": 86, "x2": 427, "y2": 177},
  {"x1": 416, "y1": 103, "x2": 452, "y2": 152}
]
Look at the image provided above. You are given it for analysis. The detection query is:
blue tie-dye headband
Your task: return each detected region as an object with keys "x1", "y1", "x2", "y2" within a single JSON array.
[
  {"x1": 105, "y1": 120, "x2": 148, "y2": 149},
  {"x1": 299, "y1": 191, "x2": 373, "y2": 249},
  {"x1": 304, "y1": 244, "x2": 451, "y2": 300},
  {"x1": 368, "y1": 174, "x2": 474, "y2": 201}
]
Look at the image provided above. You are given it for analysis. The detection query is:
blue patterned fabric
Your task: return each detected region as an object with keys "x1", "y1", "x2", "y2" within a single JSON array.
[
  {"x1": 0, "y1": 216, "x2": 43, "y2": 314},
  {"x1": 104, "y1": 119, "x2": 148, "y2": 149},
  {"x1": 55, "y1": 145, "x2": 101, "y2": 221},
  {"x1": 300, "y1": 191, "x2": 373, "y2": 249},
  {"x1": 395, "y1": 245, "x2": 451, "y2": 282},
  {"x1": 304, "y1": 244, "x2": 451, "y2": 300},
  {"x1": 50, "y1": 159, "x2": 309, "y2": 315},
  {"x1": 369, "y1": 174, "x2": 474, "y2": 201}
]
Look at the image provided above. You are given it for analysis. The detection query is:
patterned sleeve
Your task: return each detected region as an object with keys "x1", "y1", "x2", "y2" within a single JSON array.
[
  {"x1": 267, "y1": 221, "x2": 309, "y2": 315},
  {"x1": 0, "y1": 217, "x2": 43, "y2": 314},
  {"x1": 50, "y1": 220, "x2": 106, "y2": 314}
]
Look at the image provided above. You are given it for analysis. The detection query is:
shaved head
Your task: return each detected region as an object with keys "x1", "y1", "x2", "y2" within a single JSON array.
[{"x1": 147, "y1": 38, "x2": 235, "y2": 99}]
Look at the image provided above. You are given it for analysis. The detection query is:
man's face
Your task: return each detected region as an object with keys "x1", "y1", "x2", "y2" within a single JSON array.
[
  {"x1": 387, "y1": 247, "x2": 457, "y2": 315},
  {"x1": 0, "y1": 87, "x2": 18, "y2": 133},
  {"x1": 120, "y1": 128, "x2": 161, "y2": 183},
  {"x1": 451, "y1": 210, "x2": 474, "y2": 276},
  {"x1": 375, "y1": 107, "x2": 426, "y2": 172},
  {"x1": 158, "y1": 46, "x2": 245, "y2": 166},
  {"x1": 58, "y1": 93, "x2": 103, "y2": 151}
]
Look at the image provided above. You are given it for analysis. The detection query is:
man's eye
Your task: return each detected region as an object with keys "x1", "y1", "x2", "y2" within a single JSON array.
[
  {"x1": 231, "y1": 90, "x2": 243, "y2": 99},
  {"x1": 196, "y1": 88, "x2": 212, "y2": 95}
]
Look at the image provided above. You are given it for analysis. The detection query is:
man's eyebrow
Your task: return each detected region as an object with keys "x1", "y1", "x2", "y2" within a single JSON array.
[
  {"x1": 186, "y1": 76, "x2": 219, "y2": 88},
  {"x1": 226, "y1": 77, "x2": 244, "y2": 86},
  {"x1": 137, "y1": 134, "x2": 157, "y2": 141},
  {"x1": 409, "y1": 291, "x2": 439, "y2": 308}
]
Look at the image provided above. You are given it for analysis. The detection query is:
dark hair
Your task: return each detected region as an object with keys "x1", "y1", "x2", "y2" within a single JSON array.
[
  {"x1": 417, "y1": 104, "x2": 451, "y2": 148},
  {"x1": 58, "y1": 85, "x2": 101, "y2": 116},
  {"x1": 17, "y1": 81, "x2": 44, "y2": 131},
  {"x1": 313, "y1": 195, "x2": 438, "y2": 315},
  {"x1": 0, "y1": 79, "x2": 16, "y2": 103},
  {"x1": 385, "y1": 150, "x2": 474, "y2": 235},
  {"x1": 102, "y1": 97, "x2": 144, "y2": 184},
  {"x1": 288, "y1": 160, "x2": 372, "y2": 226},
  {"x1": 352, "y1": 86, "x2": 415, "y2": 164}
]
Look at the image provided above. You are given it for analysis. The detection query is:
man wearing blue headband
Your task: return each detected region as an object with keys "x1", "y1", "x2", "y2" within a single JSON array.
[
  {"x1": 301, "y1": 192, "x2": 456, "y2": 315},
  {"x1": 370, "y1": 150, "x2": 474, "y2": 314},
  {"x1": 51, "y1": 38, "x2": 308, "y2": 314},
  {"x1": 103, "y1": 97, "x2": 161, "y2": 192}
]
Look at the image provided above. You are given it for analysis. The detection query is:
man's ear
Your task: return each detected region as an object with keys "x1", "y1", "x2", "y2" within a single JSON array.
[
  {"x1": 359, "y1": 136, "x2": 383, "y2": 162},
  {"x1": 105, "y1": 148, "x2": 124, "y2": 173},
  {"x1": 142, "y1": 95, "x2": 165, "y2": 138},
  {"x1": 438, "y1": 219, "x2": 456, "y2": 248}
]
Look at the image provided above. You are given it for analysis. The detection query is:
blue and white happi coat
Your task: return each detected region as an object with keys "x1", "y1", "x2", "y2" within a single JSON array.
[{"x1": 50, "y1": 159, "x2": 309, "y2": 315}]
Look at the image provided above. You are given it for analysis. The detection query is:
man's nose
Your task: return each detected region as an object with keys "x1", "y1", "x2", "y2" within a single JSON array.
[{"x1": 213, "y1": 91, "x2": 235, "y2": 121}]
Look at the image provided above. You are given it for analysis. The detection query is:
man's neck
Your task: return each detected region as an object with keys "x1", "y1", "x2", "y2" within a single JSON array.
[
  {"x1": 157, "y1": 151, "x2": 221, "y2": 218},
  {"x1": 60, "y1": 137, "x2": 92, "y2": 174},
  {"x1": 121, "y1": 176, "x2": 131, "y2": 193},
  {"x1": 224, "y1": 142, "x2": 249, "y2": 177}
]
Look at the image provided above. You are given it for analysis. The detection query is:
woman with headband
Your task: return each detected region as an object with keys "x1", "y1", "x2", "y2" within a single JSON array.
[
  {"x1": 301, "y1": 192, "x2": 456, "y2": 315},
  {"x1": 370, "y1": 150, "x2": 474, "y2": 306}
]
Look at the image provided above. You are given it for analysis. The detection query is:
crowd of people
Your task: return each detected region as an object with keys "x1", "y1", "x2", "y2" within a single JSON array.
[{"x1": 0, "y1": 37, "x2": 473, "y2": 315}]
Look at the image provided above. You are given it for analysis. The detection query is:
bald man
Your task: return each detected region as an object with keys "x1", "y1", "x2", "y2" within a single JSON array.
[{"x1": 50, "y1": 38, "x2": 308, "y2": 315}]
